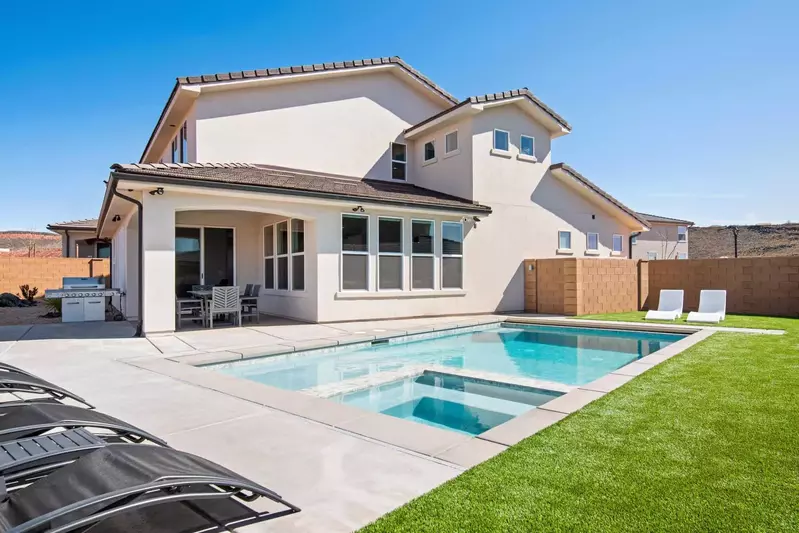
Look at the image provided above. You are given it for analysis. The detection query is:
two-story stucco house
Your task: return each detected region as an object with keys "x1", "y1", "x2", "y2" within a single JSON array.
[
  {"x1": 95, "y1": 56, "x2": 649, "y2": 334},
  {"x1": 631, "y1": 212, "x2": 694, "y2": 260}
]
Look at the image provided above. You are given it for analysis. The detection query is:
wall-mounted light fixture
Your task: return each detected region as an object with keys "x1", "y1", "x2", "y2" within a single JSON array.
[
  {"x1": 112, "y1": 215, "x2": 121, "y2": 222},
  {"x1": 149, "y1": 187, "x2": 165, "y2": 196},
  {"x1": 352, "y1": 206, "x2": 365, "y2": 213}
]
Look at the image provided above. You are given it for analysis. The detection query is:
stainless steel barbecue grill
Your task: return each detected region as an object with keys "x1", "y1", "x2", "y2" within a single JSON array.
[{"x1": 44, "y1": 277, "x2": 121, "y2": 323}]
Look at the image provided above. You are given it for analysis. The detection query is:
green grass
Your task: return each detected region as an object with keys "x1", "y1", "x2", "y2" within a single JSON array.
[
  {"x1": 576, "y1": 311, "x2": 795, "y2": 330},
  {"x1": 360, "y1": 316, "x2": 799, "y2": 533}
]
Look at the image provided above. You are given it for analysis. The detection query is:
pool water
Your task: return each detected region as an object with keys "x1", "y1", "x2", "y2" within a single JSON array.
[
  {"x1": 331, "y1": 371, "x2": 563, "y2": 435},
  {"x1": 213, "y1": 323, "x2": 683, "y2": 390}
]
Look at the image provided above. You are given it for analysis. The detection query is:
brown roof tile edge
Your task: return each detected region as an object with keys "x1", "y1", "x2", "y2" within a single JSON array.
[
  {"x1": 636, "y1": 212, "x2": 695, "y2": 226},
  {"x1": 177, "y1": 56, "x2": 458, "y2": 105},
  {"x1": 550, "y1": 163, "x2": 649, "y2": 228},
  {"x1": 406, "y1": 88, "x2": 571, "y2": 135},
  {"x1": 46, "y1": 218, "x2": 98, "y2": 231},
  {"x1": 108, "y1": 163, "x2": 492, "y2": 214}
]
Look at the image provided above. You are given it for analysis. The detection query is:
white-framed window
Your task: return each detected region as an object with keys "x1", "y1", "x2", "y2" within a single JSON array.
[
  {"x1": 647, "y1": 251, "x2": 659, "y2": 260},
  {"x1": 677, "y1": 225, "x2": 687, "y2": 242},
  {"x1": 291, "y1": 220, "x2": 305, "y2": 291},
  {"x1": 631, "y1": 235, "x2": 638, "y2": 245},
  {"x1": 276, "y1": 221, "x2": 289, "y2": 290},
  {"x1": 520, "y1": 135, "x2": 535, "y2": 157},
  {"x1": 445, "y1": 130, "x2": 458, "y2": 154},
  {"x1": 391, "y1": 142, "x2": 407, "y2": 181},
  {"x1": 612, "y1": 234, "x2": 624, "y2": 253},
  {"x1": 423, "y1": 141, "x2": 436, "y2": 163},
  {"x1": 493, "y1": 129, "x2": 510, "y2": 152},
  {"x1": 171, "y1": 122, "x2": 188, "y2": 163},
  {"x1": 411, "y1": 220, "x2": 435, "y2": 290},
  {"x1": 378, "y1": 217, "x2": 403, "y2": 290},
  {"x1": 558, "y1": 231, "x2": 572, "y2": 250},
  {"x1": 342, "y1": 214, "x2": 369, "y2": 290},
  {"x1": 677, "y1": 252, "x2": 688, "y2": 260},
  {"x1": 263, "y1": 225, "x2": 275, "y2": 289},
  {"x1": 441, "y1": 222, "x2": 463, "y2": 289},
  {"x1": 587, "y1": 232, "x2": 599, "y2": 251}
]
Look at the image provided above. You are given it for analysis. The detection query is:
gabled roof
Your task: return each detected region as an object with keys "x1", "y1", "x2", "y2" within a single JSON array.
[
  {"x1": 636, "y1": 212, "x2": 695, "y2": 226},
  {"x1": 140, "y1": 56, "x2": 457, "y2": 163},
  {"x1": 108, "y1": 162, "x2": 491, "y2": 215},
  {"x1": 46, "y1": 219, "x2": 98, "y2": 232},
  {"x1": 549, "y1": 164, "x2": 650, "y2": 230},
  {"x1": 405, "y1": 88, "x2": 571, "y2": 138}
]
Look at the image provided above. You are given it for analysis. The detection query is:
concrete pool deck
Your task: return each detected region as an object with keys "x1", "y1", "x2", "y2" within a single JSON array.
[{"x1": 0, "y1": 314, "x2": 777, "y2": 532}]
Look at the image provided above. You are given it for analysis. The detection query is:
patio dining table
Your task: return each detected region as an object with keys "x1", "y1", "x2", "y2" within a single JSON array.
[{"x1": 187, "y1": 288, "x2": 241, "y2": 328}]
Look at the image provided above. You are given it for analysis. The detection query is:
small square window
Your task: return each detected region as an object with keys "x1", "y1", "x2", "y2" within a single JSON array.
[
  {"x1": 587, "y1": 232, "x2": 599, "y2": 251},
  {"x1": 493, "y1": 129, "x2": 509, "y2": 151},
  {"x1": 558, "y1": 231, "x2": 571, "y2": 250},
  {"x1": 631, "y1": 235, "x2": 638, "y2": 245},
  {"x1": 520, "y1": 135, "x2": 534, "y2": 156},
  {"x1": 424, "y1": 141, "x2": 436, "y2": 162},
  {"x1": 677, "y1": 226, "x2": 687, "y2": 242},
  {"x1": 445, "y1": 131, "x2": 458, "y2": 153},
  {"x1": 677, "y1": 252, "x2": 688, "y2": 260},
  {"x1": 647, "y1": 251, "x2": 659, "y2": 260},
  {"x1": 612, "y1": 234, "x2": 623, "y2": 253}
]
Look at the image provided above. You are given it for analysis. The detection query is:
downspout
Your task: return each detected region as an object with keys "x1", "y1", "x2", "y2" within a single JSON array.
[
  {"x1": 629, "y1": 232, "x2": 641, "y2": 259},
  {"x1": 64, "y1": 230, "x2": 70, "y2": 258},
  {"x1": 111, "y1": 184, "x2": 144, "y2": 338}
]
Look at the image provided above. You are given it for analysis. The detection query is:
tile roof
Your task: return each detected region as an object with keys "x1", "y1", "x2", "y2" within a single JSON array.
[
  {"x1": 177, "y1": 56, "x2": 458, "y2": 104},
  {"x1": 46, "y1": 218, "x2": 98, "y2": 231},
  {"x1": 406, "y1": 88, "x2": 571, "y2": 134},
  {"x1": 549, "y1": 164, "x2": 649, "y2": 228},
  {"x1": 636, "y1": 212, "x2": 695, "y2": 226},
  {"x1": 110, "y1": 163, "x2": 491, "y2": 214}
]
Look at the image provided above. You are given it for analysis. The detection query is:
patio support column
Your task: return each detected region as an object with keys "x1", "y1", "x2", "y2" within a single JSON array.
[{"x1": 141, "y1": 194, "x2": 176, "y2": 334}]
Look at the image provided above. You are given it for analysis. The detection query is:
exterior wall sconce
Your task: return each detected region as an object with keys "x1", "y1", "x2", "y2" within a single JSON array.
[
  {"x1": 352, "y1": 206, "x2": 365, "y2": 213},
  {"x1": 149, "y1": 187, "x2": 164, "y2": 196}
]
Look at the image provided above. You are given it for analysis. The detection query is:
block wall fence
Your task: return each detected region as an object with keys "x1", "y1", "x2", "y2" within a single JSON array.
[
  {"x1": 524, "y1": 256, "x2": 799, "y2": 318},
  {"x1": 0, "y1": 257, "x2": 110, "y2": 296}
]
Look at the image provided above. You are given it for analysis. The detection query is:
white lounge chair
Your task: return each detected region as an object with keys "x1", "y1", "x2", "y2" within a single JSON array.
[
  {"x1": 687, "y1": 290, "x2": 727, "y2": 323},
  {"x1": 645, "y1": 289, "x2": 684, "y2": 321}
]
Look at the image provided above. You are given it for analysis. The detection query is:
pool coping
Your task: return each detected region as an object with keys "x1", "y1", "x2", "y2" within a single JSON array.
[{"x1": 142, "y1": 318, "x2": 724, "y2": 469}]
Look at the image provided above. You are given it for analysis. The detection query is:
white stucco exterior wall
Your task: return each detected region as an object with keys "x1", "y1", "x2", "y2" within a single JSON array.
[{"x1": 193, "y1": 72, "x2": 446, "y2": 178}]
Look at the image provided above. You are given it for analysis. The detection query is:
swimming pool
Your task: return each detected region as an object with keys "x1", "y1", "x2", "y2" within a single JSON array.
[
  {"x1": 211, "y1": 323, "x2": 684, "y2": 391},
  {"x1": 331, "y1": 371, "x2": 563, "y2": 435}
]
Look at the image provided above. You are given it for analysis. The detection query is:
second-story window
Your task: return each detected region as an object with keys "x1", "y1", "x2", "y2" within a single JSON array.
[
  {"x1": 613, "y1": 234, "x2": 624, "y2": 253},
  {"x1": 391, "y1": 143, "x2": 407, "y2": 181},
  {"x1": 587, "y1": 232, "x2": 599, "y2": 251},
  {"x1": 493, "y1": 129, "x2": 509, "y2": 152},
  {"x1": 520, "y1": 135, "x2": 535, "y2": 156},
  {"x1": 677, "y1": 226, "x2": 687, "y2": 242},
  {"x1": 424, "y1": 141, "x2": 436, "y2": 163},
  {"x1": 171, "y1": 122, "x2": 188, "y2": 163},
  {"x1": 171, "y1": 137, "x2": 179, "y2": 163},
  {"x1": 445, "y1": 131, "x2": 458, "y2": 154}
]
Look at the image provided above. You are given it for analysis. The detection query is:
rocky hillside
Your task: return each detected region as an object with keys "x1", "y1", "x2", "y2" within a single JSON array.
[
  {"x1": 689, "y1": 224, "x2": 799, "y2": 259},
  {"x1": 0, "y1": 231, "x2": 61, "y2": 257}
]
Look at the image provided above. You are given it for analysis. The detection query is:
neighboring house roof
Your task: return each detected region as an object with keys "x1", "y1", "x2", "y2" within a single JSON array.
[
  {"x1": 46, "y1": 219, "x2": 98, "y2": 232},
  {"x1": 549, "y1": 164, "x2": 650, "y2": 230},
  {"x1": 140, "y1": 56, "x2": 457, "y2": 163},
  {"x1": 405, "y1": 88, "x2": 571, "y2": 138},
  {"x1": 107, "y1": 162, "x2": 491, "y2": 216},
  {"x1": 636, "y1": 212, "x2": 695, "y2": 226}
]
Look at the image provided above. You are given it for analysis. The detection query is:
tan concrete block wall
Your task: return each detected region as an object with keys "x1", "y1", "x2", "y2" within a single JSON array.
[
  {"x1": 0, "y1": 258, "x2": 110, "y2": 296},
  {"x1": 535, "y1": 258, "x2": 570, "y2": 315},
  {"x1": 638, "y1": 260, "x2": 650, "y2": 310},
  {"x1": 648, "y1": 257, "x2": 799, "y2": 317},
  {"x1": 574, "y1": 259, "x2": 639, "y2": 315}
]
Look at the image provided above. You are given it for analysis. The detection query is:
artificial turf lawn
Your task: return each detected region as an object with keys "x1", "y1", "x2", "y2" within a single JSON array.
[
  {"x1": 360, "y1": 317, "x2": 799, "y2": 532},
  {"x1": 576, "y1": 311, "x2": 794, "y2": 331}
]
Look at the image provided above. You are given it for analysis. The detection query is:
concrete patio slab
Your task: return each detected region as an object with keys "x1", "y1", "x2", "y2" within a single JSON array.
[
  {"x1": 0, "y1": 325, "x2": 32, "y2": 342},
  {"x1": 434, "y1": 437, "x2": 508, "y2": 468},
  {"x1": 478, "y1": 408, "x2": 568, "y2": 447},
  {"x1": 147, "y1": 334, "x2": 196, "y2": 355},
  {"x1": 538, "y1": 389, "x2": 605, "y2": 415},
  {"x1": 580, "y1": 373, "x2": 635, "y2": 394},
  {"x1": 173, "y1": 327, "x2": 286, "y2": 352},
  {"x1": 249, "y1": 323, "x2": 350, "y2": 341}
]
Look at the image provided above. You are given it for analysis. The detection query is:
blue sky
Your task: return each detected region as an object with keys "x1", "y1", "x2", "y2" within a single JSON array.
[{"x1": 2, "y1": 0, "x2": 797, "y2": 231}]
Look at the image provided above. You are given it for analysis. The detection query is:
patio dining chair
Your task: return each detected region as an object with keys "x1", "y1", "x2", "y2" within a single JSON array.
[
  {"x1": 176, "y1": 295, "x2": 205, "y2": 329},
  {"x1": 241, "y1": 284, "x2": 261, "y2": 324},
  {"x1": 208, "y1": 286, "x2": 242, "y2": 328},
  {"x1": 241, "y1": 283, "x2": 254, "y2": 297}
]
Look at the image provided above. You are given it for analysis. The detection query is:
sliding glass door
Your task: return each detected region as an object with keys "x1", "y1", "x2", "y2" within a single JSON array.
[{"x1": 175, "y1": 226, "x2": 235, "y2": 297}]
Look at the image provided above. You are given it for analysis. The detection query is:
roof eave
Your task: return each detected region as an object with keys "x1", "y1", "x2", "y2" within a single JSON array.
[{"x1": 110, "y1": 170, "x2": 492, "y2": 216}]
